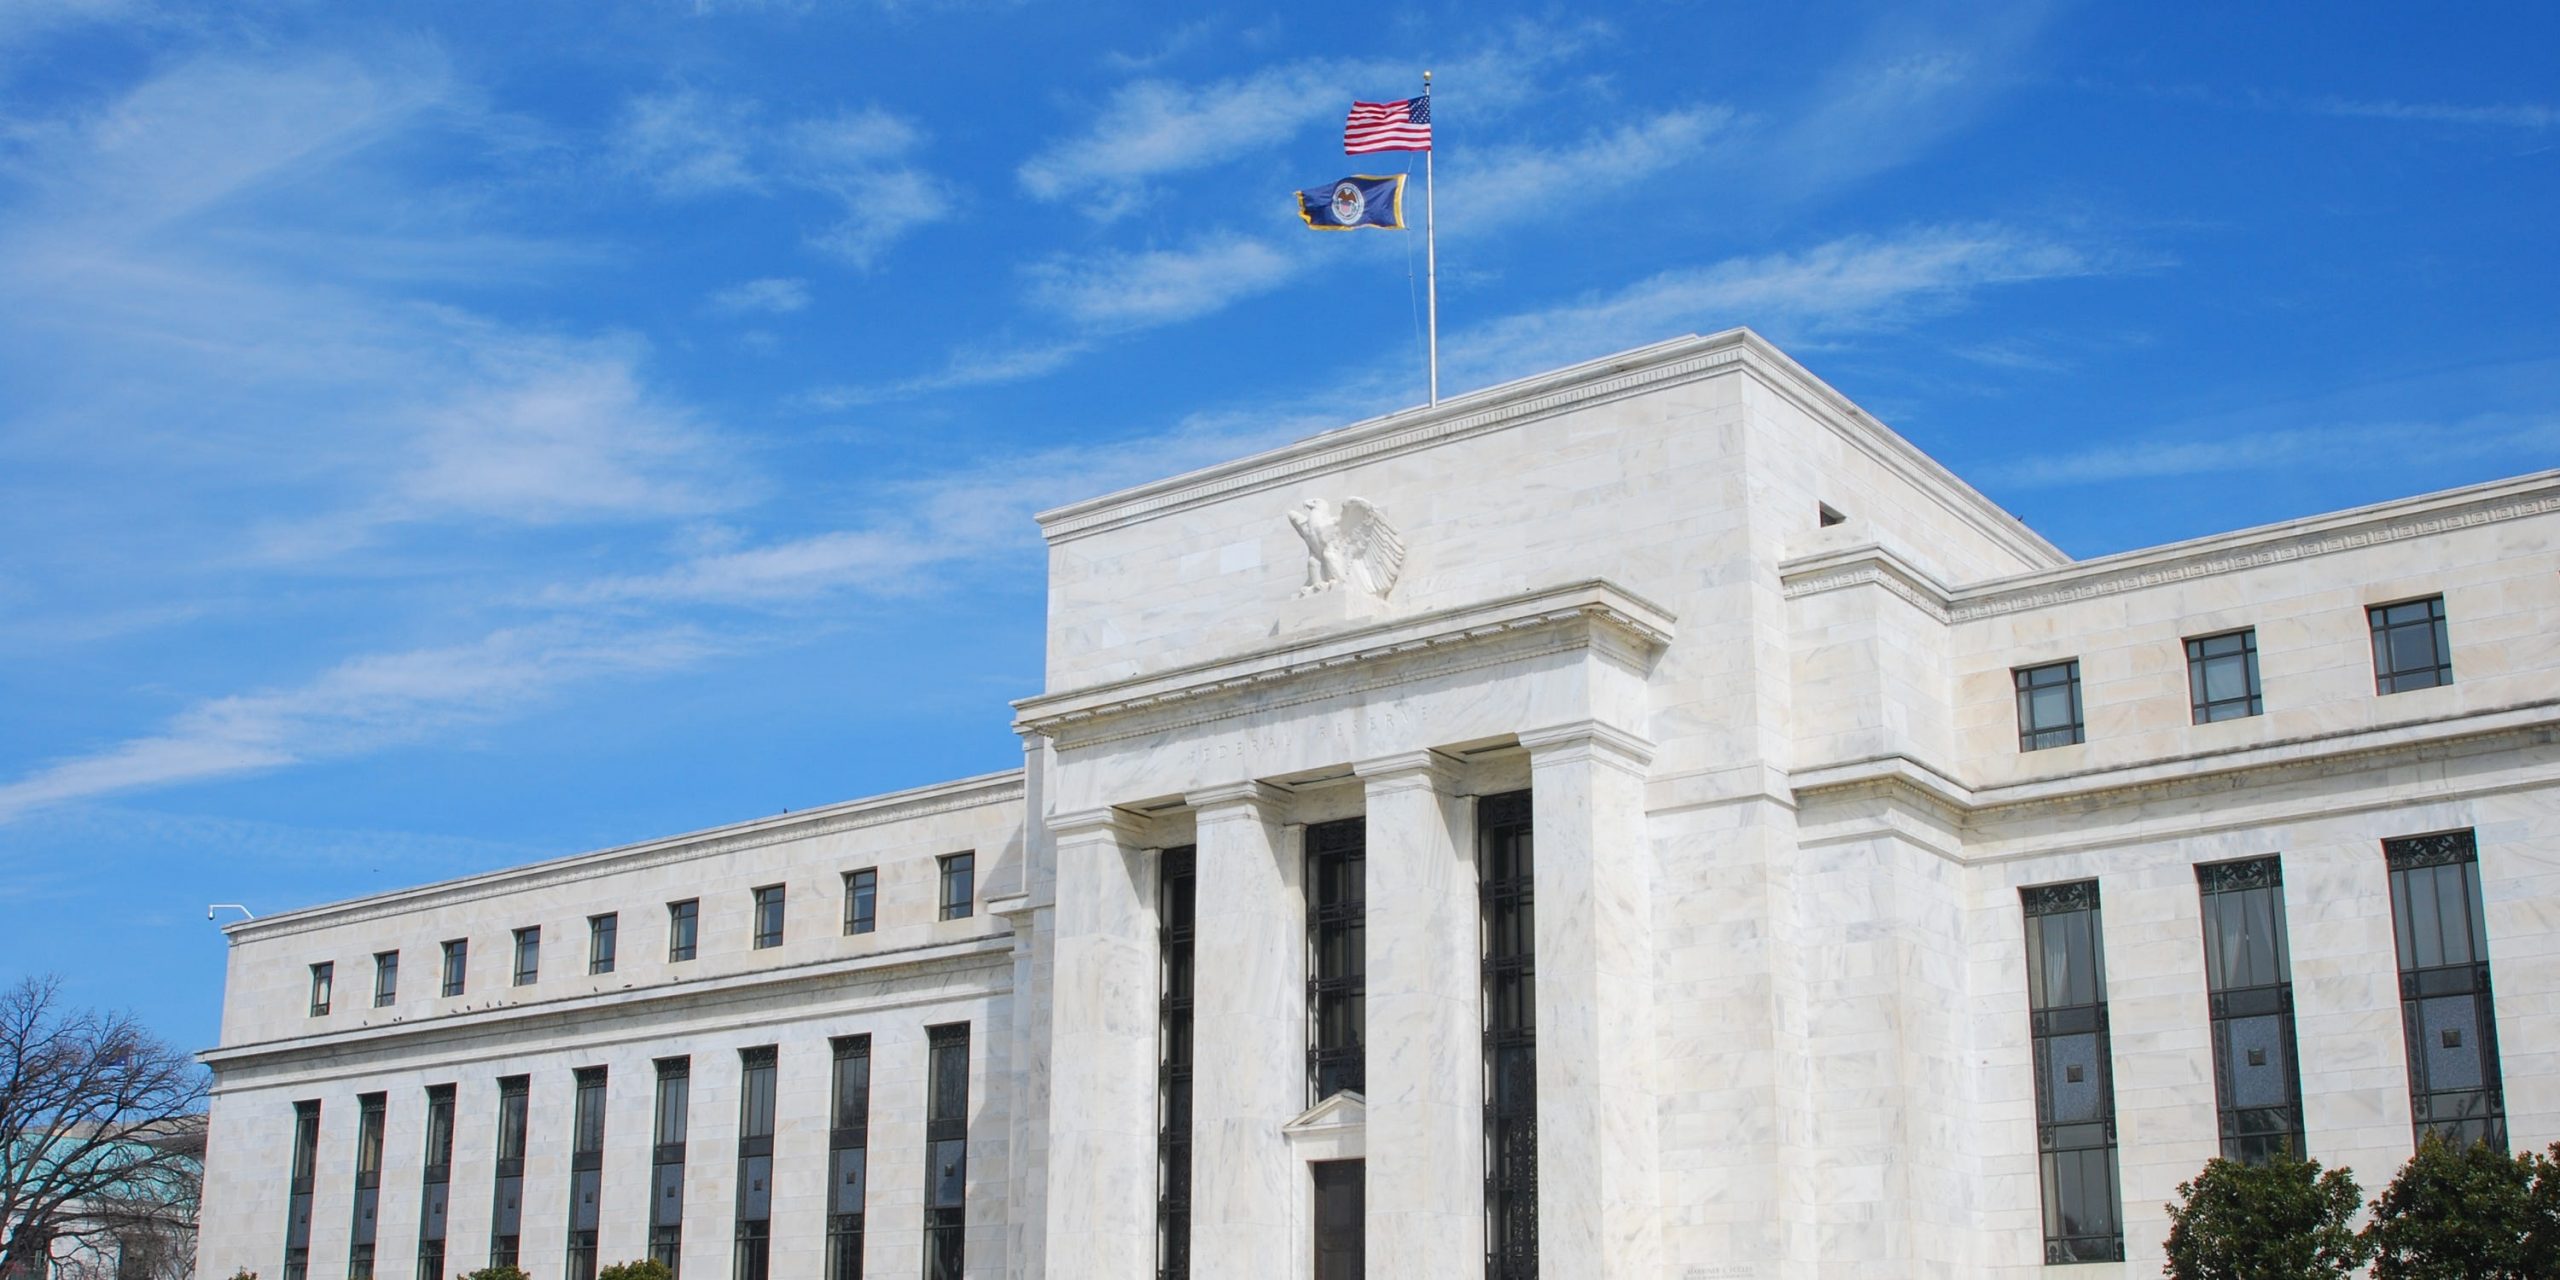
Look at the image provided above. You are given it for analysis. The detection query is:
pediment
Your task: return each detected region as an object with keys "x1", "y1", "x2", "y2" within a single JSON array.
[{"x1": 1283, "y1": 1091, "x2": 1366, "y2": 1136}]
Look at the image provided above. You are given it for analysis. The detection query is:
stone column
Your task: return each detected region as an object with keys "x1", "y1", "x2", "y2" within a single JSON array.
[
  {"x1": 1041, "y1": 807, "x2": 1159, "y2": 1280},
  {"x1": 1186, "y1": 781, "x2": 1303, "y2": 1280},
  {"x1": 1357, "y1": 751, "x2": 1483, "y2": 1280},
  {"x1": 1522, "y1": 725, "x2": 1660, "y2": 1280}
]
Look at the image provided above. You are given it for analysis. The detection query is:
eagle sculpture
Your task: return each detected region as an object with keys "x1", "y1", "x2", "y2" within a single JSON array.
[{"x1": 1287, "y1": 497, "x2": 1405, "y2": 599}]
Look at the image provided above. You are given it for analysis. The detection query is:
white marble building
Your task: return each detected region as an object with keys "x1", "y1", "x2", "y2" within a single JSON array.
[{"x1": 197, "y1": 330, "x2": 2560, "y2": 1280}]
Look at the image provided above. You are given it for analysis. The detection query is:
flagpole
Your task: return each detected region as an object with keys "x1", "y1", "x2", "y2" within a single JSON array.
[{"x1": 1423, "y1": 68, "x2": 1438, "y2": 406}]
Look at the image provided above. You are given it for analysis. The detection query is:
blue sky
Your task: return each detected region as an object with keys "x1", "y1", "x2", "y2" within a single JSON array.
[{"x1": 1, "y1": 1, "x2": 2553, "y2": 1052}]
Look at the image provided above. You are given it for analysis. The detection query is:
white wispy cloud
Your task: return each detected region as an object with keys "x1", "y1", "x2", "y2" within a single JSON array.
[
  {"x1": 610, "y1": 90, "x2": 951, "y2": 266},
  {"x1": 1975, "y1": 416, "x2": 2560, "y2": 490},
  {"x1": 1017, "y1": 58, "x2": 1385, "y2": 209},
  {"x1": 2305, "y1": 96, "x2": 2557, "y2": 130},
  {"x1": 1440, "y1": 107, "x2": 1735, "y2": 237},
  {"x1": 0, "y1": 622, "x2": 722, "y2": 822},
  {"x1": 1024, "y1": 234, "x2": 1299, "y2": 328},
  {"x1": 796, "y1": 338, "x2": 1097, "y2": 408},
  {"x1": 708, "y1": 276, "x2": 812, "y2": 315},
  {"x1": 1767, "y1": 5, "x2": 2055, "y2": 196}
]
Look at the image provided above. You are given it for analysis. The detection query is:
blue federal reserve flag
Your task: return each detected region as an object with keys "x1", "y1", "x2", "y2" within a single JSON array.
[{"x1": 1297, "y1": 174, "x2": 1406, "y2": 230}]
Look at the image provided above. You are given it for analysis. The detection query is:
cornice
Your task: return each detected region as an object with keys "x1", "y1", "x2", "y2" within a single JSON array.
[
  {"x1": 1013, "y1": 579, "x2": 1675, "y2": 747},
  {"x1": 1032, "y1": 329, "x2": 2063, "y2": 566},
  {"x1": 1776, "y1": 543, "x2": 1956, "y2": 623},
  {"x1": 1518, "y1": 720, "x2": 1658, "y2": 775},
  {"x1": 1351, "y1": 749, "x2": 1466, "y2": 792},
  {"x1": 1185, "y1": 779, "x2": 1296, "y2": 818},
  {"x1": 199, "y1": 934, "x2": 1014, "y2": 1075},
  {"x1": 225, "y1": 770, "x2": 1025, "y2": 945},
  {"x1": 1945, "y1": 470, "x2": 2560, "y2": 622}
]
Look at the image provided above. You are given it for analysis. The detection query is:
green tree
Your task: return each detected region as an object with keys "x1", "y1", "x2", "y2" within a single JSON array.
[
  {"x1": 457, "y1": 1268, "x2": 531, "y2": 1280},
  {"x1": 2522, "y1": 1143, "x2": 2560, "y2": 1278},
  {"x1": 2161, "y1": 1152, "x2": 2366, "y2": 1279},
  {"x1": 2363, "y1": 1133, "x2": 2535, "y2": 1279},
  {"x1": 597, "y1": 1261, "x2": 673, "y2": 1280}
]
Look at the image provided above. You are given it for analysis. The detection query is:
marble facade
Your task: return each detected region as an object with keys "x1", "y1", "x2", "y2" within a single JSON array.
[{"x1": 198, "y1": 329, "x2": 2560, "y2": 1278}]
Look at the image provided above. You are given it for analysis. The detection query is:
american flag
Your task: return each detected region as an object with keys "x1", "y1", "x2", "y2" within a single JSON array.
[{"x1": 1344, "y1": 95, "x2": 1431, "y2": 153}]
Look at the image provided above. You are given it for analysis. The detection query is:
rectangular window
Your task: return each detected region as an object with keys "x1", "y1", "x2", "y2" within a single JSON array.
[
  {"x1": 283, "y1": 1100, "x2": 319, "y2": 1280},
  {"x1": 308, "y1": 962, "x2": 333, "y2": 1017},
  {"x1": 2386, "y1": 830, "x2": 2506, "y2": 1150},
  {"x1": 923, "y1": 1023, "x2": 969, "y2": 1280},
  {"x1": 512, "y1": 927, "x2": 540, "y2": 987},
  {"x1": 419, "y1": 1084, "x2": 455, "y2": 1280},
  {"x1": 938, "y1": 852, "x2": 975, "y2": 921},
  {"x1": 589, "y1": 913, "x2": 618, "y2": 975},
  {"x1": 754, "y1": 884, "x2": 787, "y2": 950},
  {"x1": 1156, "y1": 846, "x2": 1197, "y2": 1280},
  {"x1": 348, "y1": 1092, "x2": 385, "y2": 1280},
  {"x1": 2015, "y1": 660, "x2": 2086, "y2": 751},
  {"x1": 1306, "y1": 818, "x2": 1367, "y2": 1101},
  {"x1": 2371, "y1": 596, "x2": 2453, "y2": 694},
  {"x1": 828, "y1": 1035, "x2": 873, "y2": 1280},
  {"x1": 490, "y1": 1075, "x2": 529, "y2": 1269},
  {"x1": 440, "y1": 939, "x2": 467, "y2": 997},
  {"x1": 2195, "y1": 858, "x2": 2306, "y2": 1163},
  {"x1": 735, "y1": 1046, "x2": 778, "y2": 1280},
  {"x1": 844, "y1": 868, "x2": 878, "y2": 935},
  {"x1": 668, "y1": 899, "x2": 699, "y2": 962},
  {"x1": 1479, "y1": 792, "x2": 1536, "y2": 1280},
  {"x1": 566, "y1": 1067, "x2": 607, "y2": 1280},
  {"x1": 2022, "y1": 879, "x2": 2123, "y2": 1263},
  {"x1": 2186, "y1": 629, "x2": 2263, "y2": 723},
  {"x1": 1312, "y1": 1159, "x2": 1365, "y2": 1280},
  {"x1": 370, "y1": 951, "x2": 397, "y2": 1008},
  {"x1": 651, "y1": 1058, "x2": 689, "y2": 1275}
]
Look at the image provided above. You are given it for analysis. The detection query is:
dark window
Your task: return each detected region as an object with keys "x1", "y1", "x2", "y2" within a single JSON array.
[
  {"x1": 651, "y1": 1058, "x2": 689, "y2": 1276},
  {"x1": 1312, "y1": 1160, "x2": 1364, "y2": 1280},
  {"x1": 829, "y1": 1036, "x2": 872, "y2": 1280},
  {"x1": 440, "y1": 939, "x2": 467, "y2": 997},
  {"x1": 566, "y1": 1067, "x2": 607, "y2": 1280},
  {"x1": 2386, "y1": 830, "x2": 2506, "y2": 1150},
  {"x1": 419, "y1": 1084, "x2": 454, "y2": 1275},
  {"x1": 1157, "y1": 847, "x2": 1197, "y2": 1280},
  {"x1": 2195, "y1": 858, "x2": 2306, "y2": 1162},
  {"x1": 668, "y1": 899, "x2": 699, "y2": 962},
  {"x1": 923, "y1": 1023, "x2": 970, "y2": 1280},
  {"x1": 490, "y1": 1075, "x2": 529, "y2": 1269},
  {"x1": 512, "y1": 927, "x2": 540, "y2": 986},
  {"x1": 2371, "y1": 596, "x2": 2453, "y2": 693},
  {"x1": 349, "y1": 1093, "x2": 385, "y2": 1280},
  {"x1": 844, "y1": 869, "x2": 878, "y2": 935},
  {"x1": 1479, "y1": 792, "x2": 1536, "y2": 1280},
  {"x1": 2015, "y1": 660, "x2": 2085, "y2": 751},
  {"x1": 283, "y1": 1100, "x2": 319, "y2": 1280},
  {"x1": 2186, "y1": 630, "x2": 2263, "y2": 723},
  {"x1": 1306, "y1": 818, "x2": 1367, "y2": 1101},
  {"x1": 754, "y1": 885, "x2": 786, "y2": 950},
  {"x1": 938, "y1": 853, "x2": 975, "y2": 922},
  {"x1": 736, "y1": 1046, "x2": 777, "y2": 1280},
  {"x1": 2022, "y1": 880, "x2": 2123, "y2": 1263},
  {"x1": 589, "y1": 913, "x2": 618, "y2": 975},
  {"x1": 372, "y1": 951, "x2": 398, "y2": 1008},
  {"x1": 308, "y1": 962, "x2": 333, "y2": 1017}
]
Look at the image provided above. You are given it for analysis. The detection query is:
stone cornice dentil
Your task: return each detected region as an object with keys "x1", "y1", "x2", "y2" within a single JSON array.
[
  {"x1": 1781, "y1": 470, "x2": 2560, "y2": 623},
  {"x1": 1033, "y1": 328, "x2": 2063, "y2": 567},
  {"x1": 223, "y1": 770, "x2": 1026, "y2": 945},
  {"x1": 1011, "y1": 579, "x2": 1675, "y2": 746}
]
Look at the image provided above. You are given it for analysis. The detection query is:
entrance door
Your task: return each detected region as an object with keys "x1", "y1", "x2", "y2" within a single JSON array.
[{"x1": 1312, "y1": 1159, "x2": 1364, "y2": 1280}]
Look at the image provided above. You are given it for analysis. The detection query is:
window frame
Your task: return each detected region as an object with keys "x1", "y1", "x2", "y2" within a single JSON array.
[
  {"x1": 2185, "y1": 629, "x2": 2263, "y2": 723},
  {"x1": 372, "y1": 951, "x2": 398, "y2": 1008},
  {"x1": 752, "y1": 884, "x2": 787, "y2": 950},
  {"x1": 2013, "y1": 659, "x2": 2086, "y2": 751},
  {"x1": 668, "y1": 899, "x2": 699, "y2": 963},
  {"x1": 843, "y1": 868, "x2": 878, "y2": 936},
  {"x1": 588, "y1": 913, "x2": 618, "y2": 976},
  {"x1": 2020, "y1": 879, "x2": 2125, "y2": 1264},
  {"x1": 2370, "y1": 595, "x2": 2453, "y2": 694},
  {"x1": 309, "y1": 962, "x2": 333, "y2": 1017},
  {"x1": 937, "y1": 852, "x2": 975, "y2": 922},
  {"x1": 511, "y1": 927, "x2": 540, "y2": 987},
  {"x1": 2384, "y1": 829, "x2": 2507, "y2": 1150},
  {"x1": 439, "y1": 939, "x2": 467, "y2": 998}
]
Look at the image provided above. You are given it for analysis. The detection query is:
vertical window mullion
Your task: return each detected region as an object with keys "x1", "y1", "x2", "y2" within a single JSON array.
[
  {"x1": 348, "y1": 1093, "x2": 385, "y2": 1280},
  {"x1": 566, "y1": 1067, "x2": 607, "y2": 1280},
  {"x1": 1156, "y1": 847, "x2": 1196, "y2": 1280},
  {"x1": 2385, "y1": 830, "x2": 2507, "y2": 1150},
  {"x1": 418, "y1": 1084, "x2": 454, "y2": 1280},
  {"x1": 490, "y1": 1076, "x2": 528, "y2": 1269},
  {"x1": 1306, "y1": 818, "x2": 1367, "y2": 1102},
  {"x1": 2195, "y1": 857, "x2": 2307, "y2": 1164},
  {"x1": 829, "y1": 1036, "x2": 873, "y2": 1280},
  {"x1": 735, "y1": 1047, "x2": 778, "y2": 1280},
  {"x1": 283, "y1": 1100, "x2": 319, "y2": 1280},
  {"x1": 1478, "y1": 792, "x2": 1535, "y2": 1280},
  {"x1": 2021, "y1": 880, "x2": 2123, "y2": 1264},
  {"x1": 923, "y1": 1024, "x2": 970, "y2": 1280},
  {"x1": 651, "y1": 1057, "x2": 689, "y2": 1275}
]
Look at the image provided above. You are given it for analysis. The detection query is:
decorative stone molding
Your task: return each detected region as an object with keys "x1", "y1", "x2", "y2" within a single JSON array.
[
  {"x1": 1776, "y1": 543, "x2": 1956, "y2": 623},
  {"x1": 1351, "y1": 749, "x2": 1465, "y2": 793},
  {"x1": 225, "y1": 770, "x2": 1026, "y2": 943},
  {"x1": 1014, "y1": 579, "x2": 1673, "y2": 749},
  {"x1": 1946, "y1": 472, "x2": 2560, "y2": 622},
  {"x1": 1033, "y1": 329, "x2": 2061, "y2": 566},
  {"x1": 1519, "y1": 720, "x2": 1657, "y2": 777},
  {"x1": 1185, "y1": 779, "x2": 1295, "y2": 819},
  {"x1": 1047, "y1": 805, "x2": 1153, "y2": 845}
]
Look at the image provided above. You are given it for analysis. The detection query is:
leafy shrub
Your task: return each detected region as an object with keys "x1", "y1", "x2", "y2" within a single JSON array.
[
  {"x1": 457, "y1": 1268, "x2": 533, "y2": 1280},
  {"x1": 598, "y1": 1262, "x2": 674, "y2": 1280},
  {"x1": 2162, "y1": 1151, "x2": 2367, "y2": 1279},
  {"x1": 2362, "y1": 1134, "x2": 2545, "y2": 1279}
]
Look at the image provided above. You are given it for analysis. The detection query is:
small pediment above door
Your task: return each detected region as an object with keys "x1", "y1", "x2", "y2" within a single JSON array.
[{"x1": 1283, "y1": 1091, "x2": 1366, "y2": 1141}]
